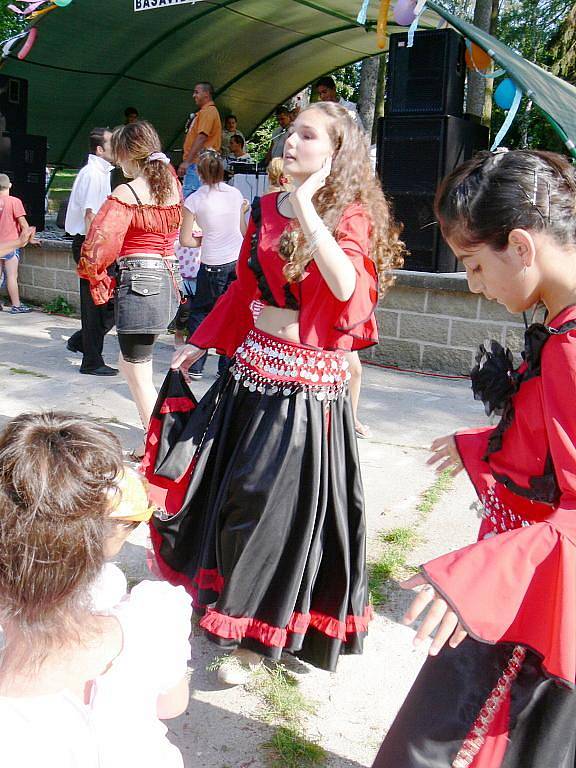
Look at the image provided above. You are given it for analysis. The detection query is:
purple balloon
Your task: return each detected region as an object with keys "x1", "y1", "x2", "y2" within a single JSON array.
[{"x1": 393, "y1": 0, "x2": 417, "y2": 26}]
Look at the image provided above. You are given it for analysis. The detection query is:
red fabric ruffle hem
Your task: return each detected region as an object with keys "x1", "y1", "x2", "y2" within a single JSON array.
[
  {"x1": 200, "y1": 604, "x2": 373, "y2": 648},
  {"x1": 147, "y1": 521, "x2": 372, "y2": 648},
  {"x1": 423, "y1": 520, "x2": 576, "y2": 686}
]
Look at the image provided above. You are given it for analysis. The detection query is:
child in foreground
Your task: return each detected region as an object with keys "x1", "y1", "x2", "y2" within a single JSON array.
[
  {"x1": 0, "y1": 412, "x2": 191, "y2": 768},
  {"x1": 373, "y1": 150, "x2": 576, "y2": 767}
]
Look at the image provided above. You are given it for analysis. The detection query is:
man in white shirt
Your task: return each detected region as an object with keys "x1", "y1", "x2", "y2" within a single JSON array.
[
  {"x1": 65, "y1": 127, "x2": 117, "y2": 376},
  {"x1": 314, "y1": 76, "x2": 364, "y2": 128}
]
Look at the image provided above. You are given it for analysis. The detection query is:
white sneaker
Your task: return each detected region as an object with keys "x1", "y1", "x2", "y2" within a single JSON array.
[{"x1": 217, "y1": 648, "x2": 263, "y2": 686}]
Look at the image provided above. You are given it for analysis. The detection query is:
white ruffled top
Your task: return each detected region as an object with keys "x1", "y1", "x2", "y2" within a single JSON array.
[{"x1": 0, "y1": 580, "x2": 192, "y2": 768}]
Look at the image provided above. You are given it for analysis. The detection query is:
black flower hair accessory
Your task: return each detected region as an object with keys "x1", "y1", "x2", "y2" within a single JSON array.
[{"x1": 471, "y1": 340, "x2": 519, "y2": 417}]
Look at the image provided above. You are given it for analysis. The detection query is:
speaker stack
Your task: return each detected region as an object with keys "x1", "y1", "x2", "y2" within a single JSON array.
[
  {"x1": 377, "y1": 29, "x2": 489, "y2": 272},
  {"x1": 0, "y1": 75, "x2": 47, "y2": 231}
]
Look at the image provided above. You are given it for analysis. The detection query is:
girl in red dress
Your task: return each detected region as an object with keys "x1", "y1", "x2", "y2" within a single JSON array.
[
  {"x1": 143, "y1": 102, "x2": 404, "y2": 684},
  {"x1": 373, "y1": 149, "x2": 576, "y2": 767}
]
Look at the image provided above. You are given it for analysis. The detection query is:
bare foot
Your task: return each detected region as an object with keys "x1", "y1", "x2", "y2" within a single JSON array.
[{"x1": 355, "y1": 421, "x2": 372, "y2": 439}]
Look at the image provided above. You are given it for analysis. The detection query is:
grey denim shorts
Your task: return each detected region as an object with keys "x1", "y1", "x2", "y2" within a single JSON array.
[{"x1": 115, "y1": 258, "x2": 183, "y2": 334}]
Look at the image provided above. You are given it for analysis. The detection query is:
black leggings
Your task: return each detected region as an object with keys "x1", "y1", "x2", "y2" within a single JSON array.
[{"x1": 117, "y1": 332, "x2": 158, "y2": 363}]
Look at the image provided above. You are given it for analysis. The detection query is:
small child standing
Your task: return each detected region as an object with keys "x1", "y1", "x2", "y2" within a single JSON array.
[{"x1": 0, "y1": 173, "x2": 34, "y2": 313}]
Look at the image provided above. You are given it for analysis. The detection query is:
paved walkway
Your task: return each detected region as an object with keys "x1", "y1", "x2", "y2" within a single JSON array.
[{"x1": 0, "y1": 309, "x2": 490, "y2": 767}]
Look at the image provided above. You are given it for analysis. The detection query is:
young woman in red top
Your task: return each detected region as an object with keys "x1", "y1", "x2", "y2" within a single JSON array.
[
  {"x1": 373, "y1": 150, "x2": 576, "y2": 767},
  {"x1": 143, "y1": 102, "x2": 404, "y2": 684},
  {"x1": 78, "y1": 122, "x2": 182, "y2": 458}
]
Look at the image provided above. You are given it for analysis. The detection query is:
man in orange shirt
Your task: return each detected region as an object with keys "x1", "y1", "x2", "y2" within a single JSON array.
[{"x1": 179, "y1": 82, "x2": 222, "y2": 198}]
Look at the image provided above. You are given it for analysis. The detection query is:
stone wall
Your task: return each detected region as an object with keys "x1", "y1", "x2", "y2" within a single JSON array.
[
  {"x1": 363, "y1": 271, "x2": 526, "y2": 375},
  {"x1": 17, "y1": 244, "x2": 526, "y2": 376},
  {"x1": 18, "y1": 239, "x2": 80, "y2": 310}
]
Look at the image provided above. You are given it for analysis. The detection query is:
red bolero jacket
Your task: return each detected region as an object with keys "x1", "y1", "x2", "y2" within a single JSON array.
[
  {"x1": 422, "y1": 305, "x2": 576, "y2": 686},
  {"x1": 190, "y1": 192, "x2": 380, "y2": 354}
]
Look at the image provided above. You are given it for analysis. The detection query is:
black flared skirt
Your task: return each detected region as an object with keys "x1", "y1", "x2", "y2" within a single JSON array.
[
  {"x1": 145, "y1": 330, "x2": 372, "y2": 671},
  {"x1": 371, "y1": 637, "x2": 576, "y2": 768}
]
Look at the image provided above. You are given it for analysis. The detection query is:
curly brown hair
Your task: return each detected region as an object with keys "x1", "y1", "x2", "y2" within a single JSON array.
[
  {"x1": 111, "y1": 120, "x2": 175, "y2": 205},
  {"x1": 0, "y1": 412, "x2": 124, "y2": 656},
  {"x1": 278, "y1": 102, "x2": 404, "y2": 295}
]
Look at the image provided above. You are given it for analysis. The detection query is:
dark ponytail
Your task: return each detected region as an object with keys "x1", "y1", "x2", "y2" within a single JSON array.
[{"x1": 435, "y1": 150, "x2": 576, "y2": 250}]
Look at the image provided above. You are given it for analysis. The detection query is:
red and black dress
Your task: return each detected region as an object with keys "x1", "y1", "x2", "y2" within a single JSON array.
[
  {"x1": 373, "y1": 305, "x2": 576, "y2": 768},
  {"x1": 143, "y1": 193, "x2": 378, "y2": 671}
]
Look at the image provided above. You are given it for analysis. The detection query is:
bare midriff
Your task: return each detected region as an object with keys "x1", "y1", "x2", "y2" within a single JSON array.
[{"x1": 255, "y1": 306, "x2": 300, "y2": 343}]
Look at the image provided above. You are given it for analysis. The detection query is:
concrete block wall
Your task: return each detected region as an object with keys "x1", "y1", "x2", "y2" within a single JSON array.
[
  {"x1": 18, "y1": 240, "x2": 80, "y2": 311},
  {"x1": 17, "y1": 246, "x2": 527, "y2": 376},
  {"x1": 361, "y1": 271, "x2": 527, "y2": 376}
]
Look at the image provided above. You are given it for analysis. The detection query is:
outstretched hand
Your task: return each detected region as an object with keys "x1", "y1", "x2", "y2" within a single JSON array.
[
  {"x1": 427, "y1": 434, "x2": 463, "y2": 476},
  {"x1": 401, "y1": 573, "x2": 468, "y2": 656},
  {"x1": 171, "y1": 344, "x2": 204, "y2": 381}
]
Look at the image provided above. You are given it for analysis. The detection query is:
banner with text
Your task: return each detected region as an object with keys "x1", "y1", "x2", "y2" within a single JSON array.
[{"x1": 134, "y1": 0, "x2": 204, "y2": 11}]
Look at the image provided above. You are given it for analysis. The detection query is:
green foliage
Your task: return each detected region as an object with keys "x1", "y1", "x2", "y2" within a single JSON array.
[
  {"x1": 0, "y1": 2, "x2": 25, "y2": 44},
  {"x1": 246, "y1": 115, "x2": 277, "y2": 163},
  {"x1": 43, "y1": 296, "x2": 75, "y2": 316},
  {"x1": 368, "y1": 526, "x2": 420, "y2": 603},
  {"x1": 491, "y1": 0, "x2": 573, "y2": 150},
  {"x1": 263, "y1": 727, "x2": 326, "y2": 768},
  {"x1": 249, "y1": 663, "x2": 316, "y2": 725},
  {"x1": 9, "y1": 367, "x2": 48, "y2": 378},
  {"x1": 368, "y1": 471, "x2": 454, "y2": 605}
]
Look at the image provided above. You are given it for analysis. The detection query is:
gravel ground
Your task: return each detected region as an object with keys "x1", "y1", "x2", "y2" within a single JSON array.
[{"x1": 0, "y1": 310, "x2": 489, "y2": 767}]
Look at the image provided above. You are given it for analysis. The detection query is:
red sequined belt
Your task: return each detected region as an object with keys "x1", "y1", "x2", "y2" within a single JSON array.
[{"x1": 231, "y1": 329, "x2": 350, "y2": 400}]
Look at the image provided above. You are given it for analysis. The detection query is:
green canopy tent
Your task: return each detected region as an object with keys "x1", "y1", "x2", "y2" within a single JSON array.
[
  {"x1": 2, "y1": 0, "x2": 575, "y2": 168},
  {"x1": 427, "y1": 0, "x2": 576, "y2": 157},
  {"x1": 0, "y1": 0, "x2": 442, "y2": 167}
]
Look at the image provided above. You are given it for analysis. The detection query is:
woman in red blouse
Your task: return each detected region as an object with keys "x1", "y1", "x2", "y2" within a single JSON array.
[
  {"x1": 373, "y1": 150, "x2": 576, "y2": 767},
  {"x1": 143, "y1": 102, "x2": 404, "y2": 684},
  {"x1": 78, "y1": 122, "x2": 182, "y2": 458}
]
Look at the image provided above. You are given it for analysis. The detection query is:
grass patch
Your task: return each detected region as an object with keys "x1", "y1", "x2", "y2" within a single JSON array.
[
  {"x1": 263, "y1": 726, "x2": 326, "y2": 768},
  {"x1": 369, "y1": 526, "x2": 420, "y2": 603},
  {"x1": 249, "y1": 663, "x2": 316, "y2": 725},
  {"x1": 9, "y1": 367, "x2": 49, "y2": 378},
  {"x1": 369, "y1": 471, "x2": 455, "y2": 605},
  {"x1": 43, "y1": 296, "x2": 75, "y2": 316},
  {"x1": 416, "y1": 470, "x2": 454, "y2": 517}
]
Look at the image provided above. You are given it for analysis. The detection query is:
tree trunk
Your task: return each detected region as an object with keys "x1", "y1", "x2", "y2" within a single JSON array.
[
  {"x1": 357, "y1": 55, "x2": 381, "y2": 138},
  {"x1": 480, "y1": 0, "x2": 500, "y2": 127},
  {"x1": 466, "y1": 0, "x2": 494, "y2": 120},
  {"x1": 372, "y1": 54, "x2": 388, "y2": 144}
]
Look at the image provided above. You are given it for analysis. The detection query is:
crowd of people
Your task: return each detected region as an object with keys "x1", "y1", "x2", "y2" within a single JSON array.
[{"x1": 1, "y1": 75, "x2": 576, "y2": 768}]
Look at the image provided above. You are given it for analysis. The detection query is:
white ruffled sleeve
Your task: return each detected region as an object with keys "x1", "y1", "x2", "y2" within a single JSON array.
[{"x1": 115, "y1": 580, "x2": 192, "y2": 693}]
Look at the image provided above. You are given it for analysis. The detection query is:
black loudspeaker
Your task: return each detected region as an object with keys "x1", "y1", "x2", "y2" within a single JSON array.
[
  {"x1": 0, "y1": 75, "x2": 28, "y2": 133},
  {"x1": 377, "y1": 116, "x2": 489, "y2": 272},
  {"x1": 0, "y1": 133, "x2": 47, "y2": 230},
  {"x1": 386, "y1": 29, "x2": 465, "y2": 118}
]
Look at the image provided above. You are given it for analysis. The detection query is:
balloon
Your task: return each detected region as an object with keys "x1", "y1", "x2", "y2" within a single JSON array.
[
  {"x1": 494, "y1": 78, "x2": 516, "y2": 110},
  {"x1": 377, "y1": 0, "x2": 391, "y2": 49},
  {"x1": 54, "y1": 0, "x2": 73, "y2": 6},
  {"x1": 393, "y1": 0, "x2": 417, "y2": 26},
  {"x1": 16, "y1": 26, "x2": 37, "y2": 60},
  {"x1": 465, "y1": 43, "x2": 492, "y2": 72}
]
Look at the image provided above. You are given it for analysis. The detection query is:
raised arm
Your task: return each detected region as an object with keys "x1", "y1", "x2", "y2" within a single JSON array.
[{"x1": 291, "y1": 160, "x2": 357, "y2": 301}]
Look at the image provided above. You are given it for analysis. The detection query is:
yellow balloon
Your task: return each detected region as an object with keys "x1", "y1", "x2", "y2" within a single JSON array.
[{"x1": 377, "y1": 0, "x2": 392, "y2": 49}]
